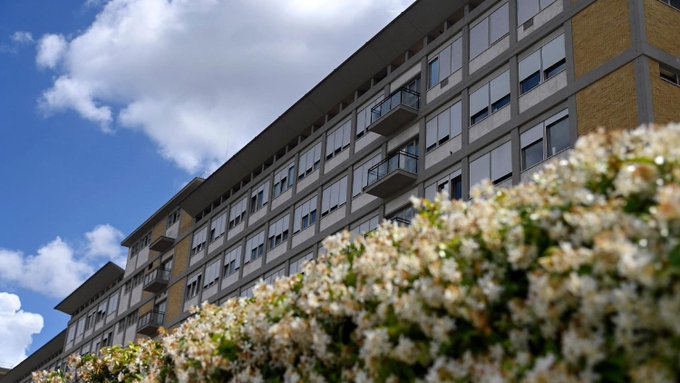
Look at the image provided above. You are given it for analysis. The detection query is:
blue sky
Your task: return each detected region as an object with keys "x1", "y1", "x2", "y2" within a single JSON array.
[{"x1": 0, "y1": 0, "x2": 412, "y2": 367}]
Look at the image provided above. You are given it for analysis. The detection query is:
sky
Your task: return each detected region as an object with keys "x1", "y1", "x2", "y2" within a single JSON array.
[{"x1": 0, "y1": 0, "x2": 414, "y2": 368}]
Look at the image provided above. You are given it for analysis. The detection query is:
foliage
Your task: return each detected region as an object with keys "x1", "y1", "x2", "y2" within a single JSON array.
[{"x1": 34, "y1": 124, "x2": 680, "y2": 382}]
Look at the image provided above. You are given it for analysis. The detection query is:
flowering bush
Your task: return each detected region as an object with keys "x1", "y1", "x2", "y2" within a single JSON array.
[{"x1": 35, "y1": 124, "x2": 680, "y2": 383}]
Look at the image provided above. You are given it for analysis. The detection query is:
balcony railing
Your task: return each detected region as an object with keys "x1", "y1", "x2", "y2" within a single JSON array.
[
  {"x1": 364, "y1": 151, "x2": 418, "y2": 198},
  {"x1": 137, "y1": 310, "x2": 164, "y2": 336},
  {"x1": 143, "y1": 269, "x2": 170, "y2": 293},
  {"x1": 368, "y1": 88, "x2": 420, "y2": 136}
]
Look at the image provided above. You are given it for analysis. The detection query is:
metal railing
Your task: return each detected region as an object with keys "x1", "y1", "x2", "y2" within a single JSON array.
[
  {"x1": 370, "y1": 87, "x2": 420, "y2": 124},
  {"x1": 366, "y1": 151, "x2": 418, "y2": 187},
  {"x1": 137, "y1": 310, "x2": 165, "y2": 329},
  {"x1": 143, "y1": 269, "x2": 170, "y2": 288}
]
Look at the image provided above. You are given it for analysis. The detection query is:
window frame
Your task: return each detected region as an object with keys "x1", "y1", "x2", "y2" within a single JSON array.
[
  {"x1": 223, "y1": 245, "x2": 242, "y2": 277},
  {"x1": 190, "y1": 226, "x2": 208, "y2": 256},
  {"x1": 273, "y1": 162, "x2": 296, "y2": 199},
  {"x1": 427, "y1": 36, "x2": 463, "y2": 89},
  {"x1": 520, "y1": 109, "x2": 571, "y2": 171},
  {"x1": 469, "y1": 3, "x2": 510, "y2": 59},
  {"x1": 325, "y1": 119, "x2": 352, "y2": 160},
  {"x1": 352, "y1": 152, "x2": 382, "y2": 197},
  {"x1": 268, "y1": 214, "x2": 290, "y2": 250},
  {"x1": 298, "y1": 141, "x2": 322, "y2": 180},
  {"x1": 321, "y1": 176, "x2": 349, "y2": 217},
  {"x1": 518, "y1": 34, "x2": 566, "y2": 95},
  {"x1": 469, "y1": 70, "x2": 511, "y2": 126},
  {"x1": 426, "y1": 100, "x2": 463, "y2": 152},
  {"x1": 293, "y1": 195, "x2": 318, "y2": 234}
]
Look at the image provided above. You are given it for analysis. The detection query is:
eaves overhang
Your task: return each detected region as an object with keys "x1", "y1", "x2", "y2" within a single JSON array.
[
  {"x1": 181, "y1": 0, "x2": 467, "y2": 216},
  {"x1": 54, "y1": 262, "x2": 124, "y2": 315}
]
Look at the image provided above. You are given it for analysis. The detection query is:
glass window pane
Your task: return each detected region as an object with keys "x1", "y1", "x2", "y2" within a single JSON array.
[
  {"x1": 521, "y1": 124, "x2": 544, "y2": 148},
  {"x1": 547, "y1": 117, "x2": 570, "y2": 156},
  {"x1": 518, "y1": 0, "x2": 540, "y2": 25},
  {"x1": 451, "y1": 38, "x2": 463, "y2": 72},
  {"x1": 428, "y1": 58, "x2": 440, "y2": 88},
  {"x1": 491, "y1": 142, "x2": 512, "y2": 181},
  {"x1": 522, "y1": 140, "x2": 544, "y2": 170},
  {"x1": 541, "y1": 35, "x2": 566, "y2": 72},
  {"x1": 489, "y1": 4, "x2": 509, "y2": 44},
  {"x1": 469, "y1": 84, "x2": 489, "y2": 117},
  {"x1": 440, "y1": 45, "x2": 452, "y2": 79},
  {"x1": 490, "y1": 71, "x2": 510, "y2": 105},
  {"x1": 450, "y1": 102, "x2": 462, "y2": 137},
  {"x1": 469, "y1": 153, "x2": 490, "y2": 188},
  {"x1": 437, "y1": 108, "x2": 450, "y2": 142},
  {"x1": 470, "y1": 17, "x2": 489, "y2": 58},
  {"x1": 519, "y1": 50, "x2": 541, "y2": 82}
]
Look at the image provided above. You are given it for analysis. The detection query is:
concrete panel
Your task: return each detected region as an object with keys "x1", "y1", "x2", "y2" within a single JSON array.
[
  {"x1": 426, "y1": 69, "x2": 462, "y2": 104},
  {"x1": 183, "y1": 295, "x2": 199, "y2": 313},
  {"x1": 203, "y1": 284, "x2": 218, "y2": 300},
  {"x1": 266, "y1": 244, "x2": 287, "y2": 263},
  {"x1": 130, "y1": 284, "x2": 143, "y2": 307},
  {"x1": 118, "y1": 291, "x2": 130, "y2": 314},
  {"x1": 136, "y1": 247, "x2": 149, "y2": 268},
  {"x1": 425, "y1": 135, "x2": 462, "y2": 169},
  {"x1": 124, "y1": 326, "x2": 136, "y2": 345},
  {"x1": 385, "y1": 187, "x2": 418, "y2": 215},
  {"x1": 292, "y1": 227, "x2": 315, "y2": 248},
  {"x1": 517, "y1": 0, "x2": 563, "y2": 41},
  {"x1": 389, "y1": 63, "x2": 421, "y2": 93},
  {"x1": 189, "y1": 249, "x2": 205, "y2": 267},
  {"x1": 320, "y1": 208, "x2": 346, "y2": 232},
  {"x1": 469, "y1": 107, "x2": 512, "y2": 142},
  {"x1": 387, "y1": 122, "x2": 419, "y2": 152},
  {"x1": 221, "y1": 273, "x2": 239, "y2": 290},
  {"x1": 324, "y1": 149, "x2": 350, "y2": 174},
  {"x1": 355, "y1": 132, "x2": 381, "y2": 153},
  {"x1": 243, "y1": 257, "x2": 263, "y2": 277},
  {"x1": 207, "y1": 235, "x2": 225, "y2": 256},
  {"x1": 112, "y1": 331, "x2": 124, "y2": 347},
  {"x1": 165, "y1": 221, "x2": 179, "y2": 238},
  {"x1": 297, "y1": 169, "x2": 319, "y2": 194},
  {"x1": 248, "y1": 208, "x2": 267, "y2": 227},
  {"x1": 469, "y1": 36, "x2": 510, "y2": 75},
  {"x1": 271, "y1": 188, "x2": 292, "y2": 210},
  {"x1": 351, "y1": 193, "x2": 378, "y2": 213},
  {"x1": 519, "y1": 71, "x2": 568, "y2": 113},
  {"x1": 227, "y1": 221, "x2": 245, "y2": 241}
]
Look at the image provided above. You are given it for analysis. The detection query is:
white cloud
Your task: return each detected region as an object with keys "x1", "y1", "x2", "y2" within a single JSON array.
[
  {"x1": 12, "y1": 31, "x2": 34, "y2": 44},
  {"x1": 0, "y1": 224, "x2": 127, "y2": 298},
  {"x1": 0, "y1": 292, "x2": 43, "y2": 367},
  {"x1": 36, "y1": 34, "x2": 67, "y2": 69},
  {"x1": 85, "y1": 224, "x2": 126, "y2": 266},
  {"x1": 38, "y1": 0, "x2": 414, "y2": 174}
]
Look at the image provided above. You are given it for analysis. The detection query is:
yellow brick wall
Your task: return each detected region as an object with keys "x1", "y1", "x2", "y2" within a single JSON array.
[
  {"x1": 576, "y1": 63, "x2": 639, "y2": 135},
  {"x1": 179, "y1": 210, "x2": 194, "y2": 237},
  {"x1": 572, "y1": 0, "x2": 632, "y2": 78},
  {"x1": 165, "y1": 279, "x2": 186, "y2": 324},
  {"x1": 171, "y1": 237, "x2": 191, "y2": 278},
  {"x1": 151, "y1": 219, "x2": 165, "y2": 243},
  {"x1": 645, "y1": 0, "x2": 680, "y2": 58},
  {"x1": 650, "y1": 60, "x2": 680, "y2": 124}
]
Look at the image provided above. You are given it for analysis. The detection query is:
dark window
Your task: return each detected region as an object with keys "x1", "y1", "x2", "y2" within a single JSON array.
[
  {"x1": 520, "y1": 71, "x2": 541, "y2": 94},
  {"x1": 471, "y1": 108, "x2": 489, "y2": 125},
  {"x1": 522, "y1": 140, "x2": 544, "y2": 170},
  {"x1": 547, "y1": 117, "x2": 570, "y2": 156},
  {"x1": 491, "y1": 95, "x2": 511, "y2": 112},
  {"x1": 451, "y1": 175, "x2": 463, "y2": 200},
  {"x1": 428, "y1": 58, "x2": 440, "y2": 88},
  {"x1": 660, "y1": 64, "x2": 680, "y2": 85},
  {"x1": 544, "y1": 58, "x2": 567, "y2": 80}
]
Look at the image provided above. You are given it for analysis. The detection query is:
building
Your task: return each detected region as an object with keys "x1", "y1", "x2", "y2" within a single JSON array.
[{"x1": 3, "y1": 0, "x2": 680, "y2": 381}]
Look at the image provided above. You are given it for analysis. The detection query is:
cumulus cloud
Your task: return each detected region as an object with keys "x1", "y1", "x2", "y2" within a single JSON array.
[
  {"x1": 12, "y1": 31, "x2": 34, "y2": 44},
  {"x1": 0, "y1": 224, "x2": 126, "y2": 298},
  {"x1": 38, "y1": 0, "x2": 414, "y2": 174},
  {"x1": 36, "y1": 34, "x2": 67, "y2": 69},
  {"x1": 0, "y1": 292, "x2": 43, "y2": 366}
]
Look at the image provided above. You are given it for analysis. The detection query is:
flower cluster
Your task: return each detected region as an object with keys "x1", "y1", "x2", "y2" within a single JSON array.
[{"x1": 34, "y1": 124, "x2": 680, "y2": 382}]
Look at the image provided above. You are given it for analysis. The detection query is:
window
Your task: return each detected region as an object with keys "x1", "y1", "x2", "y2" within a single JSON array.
[
  {"x1": 84, "y1": 311, "x2": 94, "y2": 330},
  {"x1": 350, "y1": 215, "x2": 380, "y2": 237},
  {"x1": 469, "y1": 141, "x2": 513, "y2": 188},
  {"x1": 245, "y1": 231, "x2": 265, "y2": 262},
  {"x1": 356, "y1": 94, "x2": 385, "y2": 138},
  {"x1": 167, "y1": 208, "x2": 180, "y2": 228},
  {"x1": 518, "y1": 0, "x2": 559, "y2": 26},
  {"x1": 240, "y1": 285, "x2": 254, "y2": 298},
  {"x1": 268, "y1": 214, "x2": 290, "y2": 249},
  {"x1": 209, "y1": 212, "x2": 227, "y2": 242},
  {"x1": 126, "y1": 311, "x2": 137, "y2": 328},
  {"x1": 470, "y1": 3, "x2": 509, "y2": 59},
  {"x1": 76, "y1": 317, "x2": 86, "y2": 336},
  {"x1": 204, "y1": 258, "x2": 220, "y2": 289},
  {"x1": 228, "y1": 197, "x2": 247, "y2": 230},
  {"x1": 660, "y1": 63, "x2": 680, "y2": 85},
  {"x1": 388, "y1": 206, "x2": 416, "y2": 226},
  {"x1": 426, "y1": 101, "x2": 462, "y2": 152},
  {"x1": 290, "y1": 253, "x2": 314, "y2": 275},
  {"x1": 298, "y1": 141, "x2": 322, "y2": 180},
  {"x1": 107, "y1": 291, "x2": 119, "y2": 316},
  {"x1": 96, "y1": 302, "x2": 106, "y2": 322},
  {"x1": 67, "y1": 325, "x2": 76, "y2": 344},
  {"x1": 352, "y1": 153, "x2": 382, "y2": 197},
  {"x1": 469, "y1": 70, "x2": 511, "y2": 125},
  {"x1": 250, "y1": 181, "x2": 269, "y2": 213},
  {"x1": 190, "y1": 226, "x2": 207, "y2": 255},
  {"x1": 273, "y1": 162, "x2": 296, "y2": 198},
  {"x1": 321, "y1": 176, "x2": 348, "y2": 217},
  {"x1": 264, "y1": 268, "x2": 286, "y2": 285},
  {"x1": 185, "y1": 272, "x2": 202, "y2": 299},
  {"x1": 294, "y1": 196, "x2": 318, "y2": 234},
  {"x1": 133, "y1": 272, "x2": 144, "y2": 287},
  {"x1": 326, "y1": 119, "x2": 351, "y2": 160},
  {"x1": 519, "y1": 34, "x2": 566, "y2": 94},
  {"x1": 223, "y1": 246, "x2": 241, "y2": 277},
  {"x1": 659, "y1": 0, "x2": 680, "y2": 11},
  {"x1": 428, "y1": 37, "x2": 463, "y2": 88},
  {"x1": 425, "y1": 170, "x2": 463, "y2": 200},
  {"x1": 521, "y1": 110, "x2": 571, "y2": 170},
  {"x1": 123, "y1": 280, "x2": 132, "y2": 294}
]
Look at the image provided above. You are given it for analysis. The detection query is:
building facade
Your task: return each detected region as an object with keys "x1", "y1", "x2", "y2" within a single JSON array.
[{"x1": 3, "y1": 0, "x2": 680, "y2": 381}]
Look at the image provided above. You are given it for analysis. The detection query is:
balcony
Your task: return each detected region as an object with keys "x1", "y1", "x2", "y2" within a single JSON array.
[
  {"x1": 368, "y1": 88, "x2": 420, "y2": 136},
  {"x1": 149, "y1": 235, "x2": 174, "y2": 252},
  {"x1": 137, "y1": 310, "x2": 164, "y2": 337},
  {"x1": 143, "y1": 269, "x2": 170, "y2": 293},
  {"x1": 364, "y1": 151, "x2": 418, "y2": 199}
]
